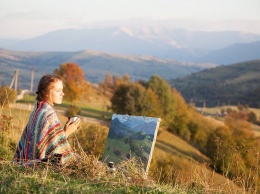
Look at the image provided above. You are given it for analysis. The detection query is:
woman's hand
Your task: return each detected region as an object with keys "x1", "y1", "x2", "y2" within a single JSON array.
[{"x1": 64, "y1": 117, "x2": 81, "y2": 138}]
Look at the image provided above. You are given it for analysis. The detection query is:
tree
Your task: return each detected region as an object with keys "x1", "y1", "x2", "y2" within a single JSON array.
[
  {"x1": 147, "y1": 75, "x2": 180, "y2": 131},
  {"x1": 206, "y1": 126, "x2": 235, "y2": 173},
  {"x1": 168, "y1": 88, "x2": 190, "y2": 140},
  {"x1": 54, "y1": 63, "x2": 88, "y2": 106},
  {"x1": 110, "y1": 83, "x2": 160, "y2": 116},
  {"x1": 148, "y1": 75, "x2": 173, "y2": 115},
  {"x1": 99, "y1": 72, "x2": 113, "y2": 94}
]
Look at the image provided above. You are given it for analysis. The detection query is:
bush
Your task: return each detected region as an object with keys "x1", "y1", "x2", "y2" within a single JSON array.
[
  {"x1": 0, "y1": 115, "x2": 16, "y2": 159},
  {"x1": 0, "y1": 86, "x2": 17, "y2": 106},
  {"x1": 68, "y1": 123, "x2": 109, "y2": 158}
]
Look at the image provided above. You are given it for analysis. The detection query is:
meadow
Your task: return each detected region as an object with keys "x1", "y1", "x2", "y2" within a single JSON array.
[
  {"x1": 0, "y1": 106, "x2": 242, "y2": 193},
  {"x1": 1, "y1": 89, "x2": 260, "y2": 193}
]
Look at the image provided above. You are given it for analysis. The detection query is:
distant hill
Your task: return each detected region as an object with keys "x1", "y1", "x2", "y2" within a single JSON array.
[
  {"x1": 1, "y1": 27, "x2": 260, "y2": 63},
  {"x1": 169, "y1": 60, "x2": 260, "y2": 108},
  {"x1": 0, "y1": 49, "x2": 215, "y2": 90},
  {"x1": 197, "y1": 41, "x2": 260, "y2": 64}
]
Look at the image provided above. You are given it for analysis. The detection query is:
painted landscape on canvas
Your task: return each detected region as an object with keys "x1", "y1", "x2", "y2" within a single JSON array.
[{"x1": 102, "y1": 114, "x2": 160, "y2": 172}]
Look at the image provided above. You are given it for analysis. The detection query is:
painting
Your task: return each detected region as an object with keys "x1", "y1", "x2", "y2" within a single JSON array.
[{"x1": 102, "y1": 114, "x2": 161, "y2": 173}]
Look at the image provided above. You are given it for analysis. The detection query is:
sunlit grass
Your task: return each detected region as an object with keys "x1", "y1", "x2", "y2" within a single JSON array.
[
  {"x1": 2, "y1": 93, "x2": 260, "y2": 193},
  {"x1": 154, "y1": 130, "x2": 209, "y2": 162}
]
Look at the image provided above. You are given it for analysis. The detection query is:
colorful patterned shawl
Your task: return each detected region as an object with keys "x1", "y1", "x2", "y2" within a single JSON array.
[{"x1": 14, "y1": 101, "x2": 75, "y2": 164}]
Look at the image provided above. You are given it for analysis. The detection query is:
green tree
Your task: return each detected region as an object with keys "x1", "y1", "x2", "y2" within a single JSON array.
[
  {"x1": 148, "y1": 75, "x2": 173, "y2": 115},
  {"x1": 168, "y1": 88, "x2": 190, "y2": 140},
  {"x1": 54, "y1": 63, "x2": 88, "y2": 106},
  {"x1": 111, "y1": 83, "x2": 160, "y2": 116}
]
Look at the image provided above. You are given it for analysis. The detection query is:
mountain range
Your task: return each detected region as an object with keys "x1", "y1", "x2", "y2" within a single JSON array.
[
  {"x1": 1, "y1": 25, "x2": 260, "y2": 107},
  {"x1": 1, "y1": 26, "x2": 260, "y2": 64},
  {"x1": 0, "y1": 49, "x2": 215, "y2": 90}
]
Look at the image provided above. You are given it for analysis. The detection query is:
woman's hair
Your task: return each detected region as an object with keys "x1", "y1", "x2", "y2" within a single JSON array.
[{"x1": 36, "y1": 74, "x2": 62, "y2": 102}]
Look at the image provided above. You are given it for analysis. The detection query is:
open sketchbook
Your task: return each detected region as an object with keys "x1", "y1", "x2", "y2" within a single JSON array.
[{"x1": 102, "y1": 114, "x2": 161, "y2": 173}]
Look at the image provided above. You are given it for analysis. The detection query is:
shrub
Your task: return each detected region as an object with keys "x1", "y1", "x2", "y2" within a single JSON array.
[
  {"x1": 0, "y1": 86, "x2": 17, "y2": 106},
  {"x1": 0, "y1": 115, "x2": 16, "y2": 159},
  {"x1": 68, "y1": 123, "x2": 109, "y2": 158}
]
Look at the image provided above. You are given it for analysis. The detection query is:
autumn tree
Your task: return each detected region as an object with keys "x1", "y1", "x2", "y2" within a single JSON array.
[
  {"x1": 112, "y1": 74, "x2": 131, "y2": 89},
  {"x1": 99, "y1": 72, "x2": 113, "y2": 94},
  {"x1": 99, "y1": 73, "x2": 132, "y2": 95},
  {"x1": 168, "y1": 88, "x2": 190, "y2": 140},
  {"x1": 54, "y1": 62, "x2": 88, "y2": 106},
  {"x1": 206, "y1": 126, "x2": 235, "y2": 173}
]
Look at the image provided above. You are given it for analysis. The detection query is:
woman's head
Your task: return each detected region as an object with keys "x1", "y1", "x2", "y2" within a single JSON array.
[{"x1": 36, "y1": 75, "x2": 64, "y2": 105}]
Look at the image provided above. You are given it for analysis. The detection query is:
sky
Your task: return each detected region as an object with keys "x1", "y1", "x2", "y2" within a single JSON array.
[{"x1": 1, "y1": 0, "x2": 260, "y2": 39}]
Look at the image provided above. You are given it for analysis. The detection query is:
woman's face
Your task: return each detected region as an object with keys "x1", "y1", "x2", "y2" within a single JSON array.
[{"x1": 49, "y1": 80, "x2": 64, "y2": 105}]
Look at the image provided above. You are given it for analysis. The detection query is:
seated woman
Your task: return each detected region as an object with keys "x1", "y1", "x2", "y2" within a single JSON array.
[{"x1": 13, "y1": 74, "x2": 81, "y2": 165}]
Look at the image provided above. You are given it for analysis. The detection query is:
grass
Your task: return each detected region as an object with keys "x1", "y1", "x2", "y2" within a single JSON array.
[
  {"x1": 154, "y1": 130, "x2": 209, "y2": 163},
  {"x1": 2, "y1": 94, "x2": 260, "y2": 193},
  {"x1": 0, "y1": 110, "x2": 197, "y2": 194},
  {"x1": 1, "y1": 106, "x2": 247, "y2": 193},
  {"x1": 0, "y1": 157, "x2": 174, "y2": 193},
  {"x1": 151, "y1": 130, "x2": 244, "y2": 192}
]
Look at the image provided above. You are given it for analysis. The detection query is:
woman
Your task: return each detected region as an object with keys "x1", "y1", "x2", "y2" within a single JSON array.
[{"x1": 13, "y1": 74, "x2": 81, "y2": 164}]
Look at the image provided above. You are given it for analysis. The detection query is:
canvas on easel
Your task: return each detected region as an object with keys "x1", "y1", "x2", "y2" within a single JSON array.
[{"x1": 102, "y1": 114, "x2": 160, "y2": 173}]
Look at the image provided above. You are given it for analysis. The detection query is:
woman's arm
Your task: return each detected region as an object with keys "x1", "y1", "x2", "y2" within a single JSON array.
[{"x1": 64, "y1": 118, "x2": 81, "y2": 138}]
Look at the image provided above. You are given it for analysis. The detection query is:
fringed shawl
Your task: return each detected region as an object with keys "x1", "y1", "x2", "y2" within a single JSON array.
[{"x1": 14, "y1": 101, "x2": 75, "y2": 164}]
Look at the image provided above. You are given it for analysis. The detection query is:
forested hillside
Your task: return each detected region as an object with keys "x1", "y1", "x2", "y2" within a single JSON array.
[{"x1": 169, "y1": 60, "x2": 260, "y2": 108}]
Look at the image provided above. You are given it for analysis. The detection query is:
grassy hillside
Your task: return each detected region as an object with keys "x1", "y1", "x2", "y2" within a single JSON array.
[
  {"x1": 169, "y1": 60, "x2": 260, "y2": 108},
  {"x1": 1, "y1": 105, "x2": 241, "y2": 193},
  {"x1": 202, "y1": 105, "x2": 260, "y2": 137},
  {"x1": 1, "y1": 82, "x2": 259, "y2": 192},
  {"x1": 0, "y1": 49, "x2": 215, "y2": 89}
]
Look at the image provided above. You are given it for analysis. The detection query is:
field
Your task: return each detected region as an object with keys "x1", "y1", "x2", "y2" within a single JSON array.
[
  {"x1": 201, "y1": 105, "x2": 260, "y2": 118},
  {"x1": 1, "y1": 105, "x2": 241, "y2": 193},
  {"x1": 1, "y1": 89, "x2": 260, "y2": 193},
  {"x1": 201, "y1": 105, "x2": 260, "y2": 137}
]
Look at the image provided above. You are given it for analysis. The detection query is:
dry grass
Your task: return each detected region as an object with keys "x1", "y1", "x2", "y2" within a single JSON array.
[
  {"x1": 1, "y1": 99, "x2": 260, "y2": 193},
  {"x1": 154, "y1": 129, "x2": 209, "y2": 162},
  {"x1": 151, "y1": 130, "x2": 246, "y2": 193}
]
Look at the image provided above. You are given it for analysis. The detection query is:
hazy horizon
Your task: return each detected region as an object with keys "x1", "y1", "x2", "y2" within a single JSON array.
[{"x1": 1, "y1": 0, "x2": 260, "y2": 39}]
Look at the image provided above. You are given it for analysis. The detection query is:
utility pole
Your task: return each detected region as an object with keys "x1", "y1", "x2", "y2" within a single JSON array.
[
  {"x1": 15, "y1": 69, "x2": 18, "y2": 91},
  {"x1": 202, "y1": 100, "x2": 206, "y2": 114},
  {"x1": 9, "y1": 69, "x2": 19, "y2": 90}
]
